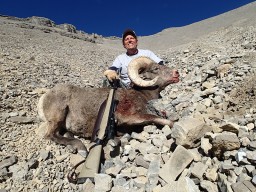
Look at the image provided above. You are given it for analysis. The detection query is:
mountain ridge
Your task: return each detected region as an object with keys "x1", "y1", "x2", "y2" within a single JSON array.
[{"x1": 105, "y1": 1, "x2": 256, "y2": 51}]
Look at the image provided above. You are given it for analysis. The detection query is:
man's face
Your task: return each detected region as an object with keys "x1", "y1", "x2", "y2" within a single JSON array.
[{"x1": 123, "y1": 35, "x2": 138, "y2": 50}]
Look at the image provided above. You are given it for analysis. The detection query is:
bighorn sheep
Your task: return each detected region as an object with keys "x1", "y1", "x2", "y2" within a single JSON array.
[
  {"x1": 217, "y1": 63, "x2": 232, "y2": 79},
  {"x1": 38, "y1": 56, "x2": 179, "y2": 157}
]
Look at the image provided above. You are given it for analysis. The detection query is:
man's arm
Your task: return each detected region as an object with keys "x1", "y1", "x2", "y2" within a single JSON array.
[
  {"x1": 142, "y1": 49, "x2": 163, "y2": 64},
  {"x1": 104, "y1": 57, "x2": 122, "y2": 82}
]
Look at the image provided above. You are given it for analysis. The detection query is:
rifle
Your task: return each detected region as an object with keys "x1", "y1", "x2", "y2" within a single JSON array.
[{"x1": 68, "y1": 79, "x2": 118, "y2": 184}]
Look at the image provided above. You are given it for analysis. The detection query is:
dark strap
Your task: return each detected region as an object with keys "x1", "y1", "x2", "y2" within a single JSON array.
[{"x1": 67, "y1": 159, "x2": 86, "y2": 184}]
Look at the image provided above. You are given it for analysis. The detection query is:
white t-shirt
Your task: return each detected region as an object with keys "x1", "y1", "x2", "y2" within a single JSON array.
[{"x1": 110, "y1": 49, "x2": 163, "y2": 87}]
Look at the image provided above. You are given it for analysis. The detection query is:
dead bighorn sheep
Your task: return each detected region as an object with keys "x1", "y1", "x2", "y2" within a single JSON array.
[{"x1": 37, "y1": 56, "x2": 179, "y2": 157}]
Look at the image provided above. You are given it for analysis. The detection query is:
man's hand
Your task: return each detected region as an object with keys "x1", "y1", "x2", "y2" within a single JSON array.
[{"x1": 104, "y1": 69, "x2": 119, "y2": 82}]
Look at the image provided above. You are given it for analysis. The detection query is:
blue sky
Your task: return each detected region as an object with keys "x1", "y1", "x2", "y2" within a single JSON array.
[{"x1": 0, "y1": 0, "x2": 255, "y2": 37}]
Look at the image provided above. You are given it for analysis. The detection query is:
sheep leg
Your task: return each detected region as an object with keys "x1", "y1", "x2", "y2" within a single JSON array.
[
  {"x1": 118, "y1": 113, "x2": 173, "y2": 128},
  {"x1": 45, "y1": 121, "x2": 88, "y2": 157},
  {"x1": 44, "y1": 103, "x2": 88, "y2": 158}
]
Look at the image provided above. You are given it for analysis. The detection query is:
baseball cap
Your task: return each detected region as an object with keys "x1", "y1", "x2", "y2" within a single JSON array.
[{"x1": 122, "y1": 29, "x2": 137, "y2": 42}]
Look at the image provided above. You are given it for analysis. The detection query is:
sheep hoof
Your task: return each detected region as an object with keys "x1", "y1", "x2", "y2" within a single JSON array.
[
  {"x1": 78, "y1": 150, "x2": 88, "y2": 158},
  {"x1": 66, "y1": 145, "x2": 77, "y2": 153}
]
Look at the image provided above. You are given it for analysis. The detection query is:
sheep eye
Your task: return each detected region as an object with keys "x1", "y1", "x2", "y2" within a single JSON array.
[{"x1": 152, "y1": 66, "x2": 159, "y2": 73}]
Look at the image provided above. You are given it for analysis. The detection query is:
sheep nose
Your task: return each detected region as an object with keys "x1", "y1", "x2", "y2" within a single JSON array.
[{"x1": 173, "y1": 70, "x2": 179, "y2": 77}]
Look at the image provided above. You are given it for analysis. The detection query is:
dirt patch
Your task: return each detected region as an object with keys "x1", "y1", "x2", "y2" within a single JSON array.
[{"x1": 229, "y1": 73, "x2": 256, "y2": 114}]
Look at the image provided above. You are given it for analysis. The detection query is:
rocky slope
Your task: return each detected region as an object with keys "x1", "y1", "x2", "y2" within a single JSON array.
[
  {"x1": 105, "y1": 2, "x2": 256, "y2": 52},
  {"x1": 0, "y1": 4, "x2": 256, "y2": 192}
]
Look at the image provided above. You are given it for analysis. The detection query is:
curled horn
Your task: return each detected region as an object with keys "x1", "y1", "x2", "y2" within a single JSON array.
[{"x1": 128, "y1": 56, "x2": 158, "y2": 87}]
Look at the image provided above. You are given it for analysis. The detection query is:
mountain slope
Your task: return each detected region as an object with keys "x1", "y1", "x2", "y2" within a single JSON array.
[
  {"x1": 141, "y1": 1, "x2": 256, "y2": 50},
  {"x1": 104, "y1": 1, "x2": 256, "y2": 51}
]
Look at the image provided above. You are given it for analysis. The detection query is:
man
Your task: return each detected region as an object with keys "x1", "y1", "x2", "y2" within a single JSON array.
[{"x1": 104, "y1": 29, "x2": 164, "y2": 88}]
